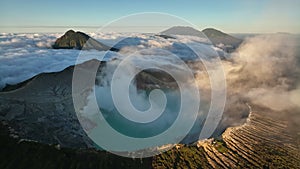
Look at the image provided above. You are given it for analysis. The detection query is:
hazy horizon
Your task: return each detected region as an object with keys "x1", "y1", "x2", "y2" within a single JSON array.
[
  {"x1": 1, "y1": 0, "x2": 299, "y2": 34},
  {"x1": 1, "y1": 25, "x2": 299, "y2": 35}
]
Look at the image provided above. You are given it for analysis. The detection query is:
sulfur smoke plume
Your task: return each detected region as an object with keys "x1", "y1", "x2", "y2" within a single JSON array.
[{"x1": 217, "y1": 34, "x2": 300, "y2": 135}]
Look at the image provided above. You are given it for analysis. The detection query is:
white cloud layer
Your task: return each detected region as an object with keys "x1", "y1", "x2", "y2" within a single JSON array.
[
  {"x1": 0, "y1": 32, "x2": 223, "y2": 89},
  {"x1": 2, "y1": 32, "x2": 298, "y2": 146}
]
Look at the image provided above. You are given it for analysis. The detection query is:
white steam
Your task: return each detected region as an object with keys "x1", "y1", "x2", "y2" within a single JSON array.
[
  {"x1": 79, "y1": 33, "x2": 300, "y2": 146},
  {"x1": 225, "y1": 34, "x2": 300, "y2": 111},
  {"x1": 1, "y1": 32, "x2": 299, "y2": 145}
]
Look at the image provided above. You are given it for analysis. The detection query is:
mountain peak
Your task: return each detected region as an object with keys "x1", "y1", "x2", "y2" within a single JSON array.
[
  {"x1": 202, "y1": 27, "x2": 242, "y2": 51},
  {"x1": 160, "y1": 26, "x2": 204, "y2": 37},
  {"x1": 160, "y1": 26, "x2": 242, "y2": 52},
  {"x1": 202, "y1": 28, "x2": 228, "y2": 37},
  {"x1": 52, "y1": 30, "x2": 118, "y2": 51},
  {"x1": 65, "y1": 29, "x2": 75, "y2": 34}
]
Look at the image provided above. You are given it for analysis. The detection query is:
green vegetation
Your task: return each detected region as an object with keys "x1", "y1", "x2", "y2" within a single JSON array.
[
  {"x1": 213, "y1": 139, "x2": 228, "y2": 154},
  {"x1": 152, "y1": 146, "x2": 212, "y2": 169}
]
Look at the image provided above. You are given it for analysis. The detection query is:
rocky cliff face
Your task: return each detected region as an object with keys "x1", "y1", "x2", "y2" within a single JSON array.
[
  {"x1": 153, "y1": 109, "x2": 300, "y2": 168},
  {"x1": 0, "y1": 60, "x2": 108, "y2": 148},
  {"x1": 52, "y1": 30, "x2": 118, "y2": 51},
  {"x1": 0, "y1": 65, "x2": 92, "y2": 148},
  {"x1": 1, "y1": 107, "x2": 298, "y2": 169}
]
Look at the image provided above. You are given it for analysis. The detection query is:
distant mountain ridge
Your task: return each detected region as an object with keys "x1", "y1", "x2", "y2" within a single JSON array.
[
  {"x1": 53, "y1": 28, "x2": 242, "y2": 53},
  {"x1": 202, "y1": 28, "x2": 242, "y2": 50},
  {"x1": 160, "y1": 26, "x2": 205, "y2": 37},
  {"x1": 160, "y1": 26, "x2": 242, "y2": 52}
]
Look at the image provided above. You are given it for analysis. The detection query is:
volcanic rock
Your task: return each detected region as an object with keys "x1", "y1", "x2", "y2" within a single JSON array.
[{"x1": 52, "y1": 30, "x2": 118, "y2": 51}]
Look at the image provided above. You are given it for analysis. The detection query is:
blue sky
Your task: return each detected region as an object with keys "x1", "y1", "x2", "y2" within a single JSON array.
[{"x1": 0, "y1": 0, "x2": 299, "y2": 33}]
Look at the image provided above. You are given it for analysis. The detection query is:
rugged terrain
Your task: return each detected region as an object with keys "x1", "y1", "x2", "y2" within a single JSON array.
[
  {"x1": 52, "y1": 30, "x2": 118, "y2": 51},
  {"x1": 153, "y1": 109, "x2": 300, "y2": 168},
  {"x1": 1, "y1": 106, "x2": 299, "y2": 168},
  {"x1": 0, "y1": 59, "x2": 299, "y2": 168}
]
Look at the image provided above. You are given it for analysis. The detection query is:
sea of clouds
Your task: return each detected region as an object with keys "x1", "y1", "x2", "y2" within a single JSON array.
[
  {"x1": 1, "y1": 31, "x2": 299, "y2": 147},
  {"x1": 0, "y1": 31, "x2": 224, "y2": 89},
  {"x1": 78, "y1": 32, "x2": 300, "y2": 147},
  {"x1": 0, "y1": 33, "x2": 90, "y2": 89}
]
